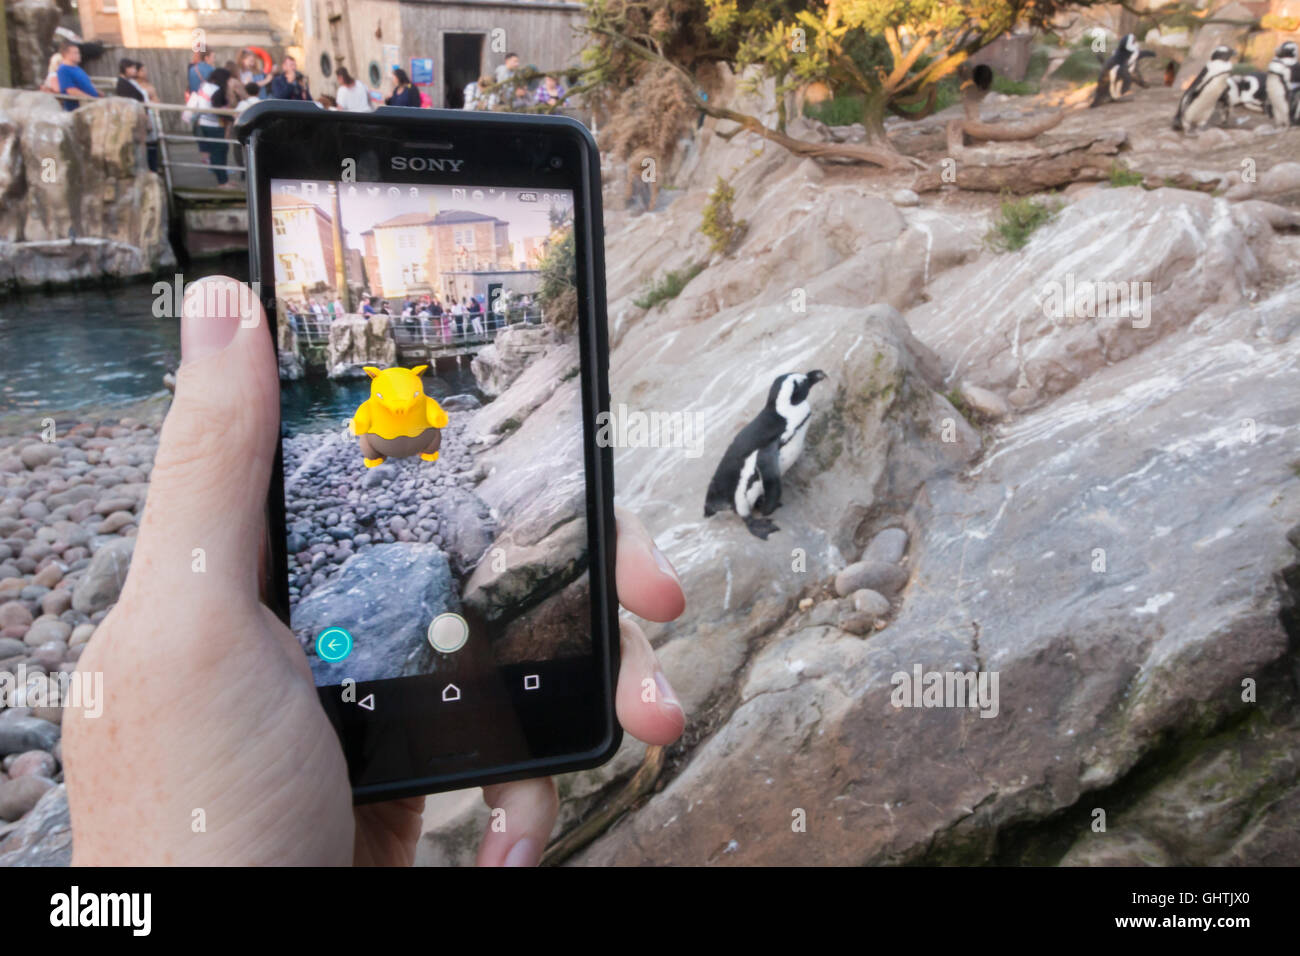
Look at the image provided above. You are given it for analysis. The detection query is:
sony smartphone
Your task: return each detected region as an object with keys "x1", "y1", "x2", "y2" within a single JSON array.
[{"x1": 236, "y1": 103, "x2": 619, "y2": 802}]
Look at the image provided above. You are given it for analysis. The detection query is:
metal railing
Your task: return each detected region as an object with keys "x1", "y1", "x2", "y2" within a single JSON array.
[
  {"x1": 285, "y1": 309, "x2": 545, "y2": 349},
  {"x1": 47, "y1": 87, "x2": 244, "y2": 214}
]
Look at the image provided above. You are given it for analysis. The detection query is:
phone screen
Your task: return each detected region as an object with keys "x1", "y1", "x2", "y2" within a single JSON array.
[{"x1": 264, "y1": 170, "x2": 606, "y2": 794}]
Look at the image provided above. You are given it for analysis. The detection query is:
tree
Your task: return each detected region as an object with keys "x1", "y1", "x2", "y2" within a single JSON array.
[{"x1": 585, "y1": 0, "x2": 1103, "y2": 167}]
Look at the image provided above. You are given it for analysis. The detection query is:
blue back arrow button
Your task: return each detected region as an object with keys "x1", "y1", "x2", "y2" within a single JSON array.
[{"x1": 316, "y1": 627, "x2": 354, "y2": 662}]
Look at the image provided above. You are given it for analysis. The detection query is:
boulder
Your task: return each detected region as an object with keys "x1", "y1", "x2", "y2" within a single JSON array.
[
  {"x1": 470, "y1": 324, "x2": 559, "y2": 397},
  {"x1": 325, "y1": 313, "x2": 397, "y2": 375},
  {"x1": 292, "y1": 543, "x2": 458, "y2": 684}
]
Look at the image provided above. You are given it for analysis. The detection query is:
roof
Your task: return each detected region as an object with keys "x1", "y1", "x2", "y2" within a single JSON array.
[
  {"x1": 370, "y1": 208, "x2": 507, "y2": 229},
  {"x1": 271, "y1": 194, "x2": 333, "y2": 221}
]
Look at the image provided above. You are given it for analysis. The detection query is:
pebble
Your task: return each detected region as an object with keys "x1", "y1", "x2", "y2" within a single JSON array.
[
  {"x1": 40, "y1": 590, "x2": 72, "y2": 616},
  {"x1": 95, "y1": 511, "x2": 135, "y2": 534},
  {"x1": 0, "y1": 602, "x2": 32, "y2": 630},
  {"x1": 0, "y1": 774, "x2": 54, "y2": 820},
  {"x1": 835, "y1": 560, "x2": 909, "y2": 598},
  {"x1": 23, "y1": 617, "x2": 72, "y2": 646},
  {"x1": 861, "y1": 528, "x2": 908, "y2": 566},
  {"x1": 31, "y1": 564, "x2": 63, "y2": 589}
]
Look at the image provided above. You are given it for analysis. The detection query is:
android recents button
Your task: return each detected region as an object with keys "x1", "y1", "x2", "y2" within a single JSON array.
[{"x1": 427, "y1": 613, "x2": 469, "y2": 654}]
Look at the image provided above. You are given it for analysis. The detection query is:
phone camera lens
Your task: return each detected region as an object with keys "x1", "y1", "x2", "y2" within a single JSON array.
[{"x1": 549, "y1": 155, "x2": 563, "y2": 169}]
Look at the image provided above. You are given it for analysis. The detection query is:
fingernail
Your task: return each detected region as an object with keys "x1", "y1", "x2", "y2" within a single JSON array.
[
  {"x1": 181, "y1": 280, "x2": 241, "y2": 365},
  {"x1": 651, "y1": 543, "x2": 680, "y2": 584},
  {"x1": 503, "y1": 836, "x2": 542, "y2": 867},
  {"x1": 654, "y1": 670, "x2": 682, "y2": 714}
]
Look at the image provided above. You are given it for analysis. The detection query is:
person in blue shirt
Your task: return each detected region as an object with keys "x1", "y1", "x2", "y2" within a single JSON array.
[
  {"x1": 188, "y1": 50, "x2": 215, "y2": 94},
  {"x1": 269, "y1": 57, "x2": 310, "y2": 100},
  {"x1": 56, "y1": 41, "x2": 99, "y2": 111},
  {"x1": 385, "y1": 68, "x2": 421, "y2": 107}
]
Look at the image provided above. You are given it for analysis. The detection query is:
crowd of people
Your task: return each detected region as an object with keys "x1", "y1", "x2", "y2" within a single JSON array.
[
  {"x1": 284, "y1": 291, "x2": 541, "y2": 343},
  {"x1": 38, "y1": 37, "x2": 571, "y2": 184}
]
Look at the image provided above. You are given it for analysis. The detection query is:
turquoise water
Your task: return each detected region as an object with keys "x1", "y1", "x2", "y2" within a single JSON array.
[
  {"x1": 0, "y1": 259, "x2": 477, "y2": 431},
  {"x1": 281, "y1": 371, "x2": 477, "y2": 434}
]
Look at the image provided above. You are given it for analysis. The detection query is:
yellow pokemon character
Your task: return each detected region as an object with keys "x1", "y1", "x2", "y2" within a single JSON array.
[{"x1": 348, "y1": 365, "x2": 449, "y2": 468}]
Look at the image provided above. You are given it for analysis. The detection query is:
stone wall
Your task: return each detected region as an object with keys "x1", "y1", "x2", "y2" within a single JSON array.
[{"x1": 0, "y1": 90, "x2": 174, "y2": 290}]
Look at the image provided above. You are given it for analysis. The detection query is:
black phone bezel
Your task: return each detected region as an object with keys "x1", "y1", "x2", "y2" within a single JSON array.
[{"x1": 236, "y1": 102, "x2": 621, "y2": 803}]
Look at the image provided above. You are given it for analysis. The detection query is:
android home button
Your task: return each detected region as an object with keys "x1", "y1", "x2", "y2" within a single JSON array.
[
  {"x1": 428, "y1": 612, "x2": 469, "y2": 654},
  {"x1": 315, "y1": 627, "x2": 353, "y2": 663},
  {"x1": 441, "y1": 684, "x2": 461, "y2": 703}
]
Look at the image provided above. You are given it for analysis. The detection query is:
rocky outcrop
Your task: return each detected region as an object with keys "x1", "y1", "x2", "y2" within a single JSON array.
[
  {"x1": 326, "y1": 314, "x2": 397, "y2": 377},
  {"x1": 5, "y1": 1, "x2": 59, "y2": 90},
  {"x1": 470, "y1": 325, "x2": 560, "y2": 397},
  {"x1": 416, "y1": 85, "x2": 1300, "y2": 865},
  {"x1": 0, "y1": 91, "x2": 174, "y2": 289},
  {"x1": 573, "y1": 277, "x2": 1300, "y2": 865}
]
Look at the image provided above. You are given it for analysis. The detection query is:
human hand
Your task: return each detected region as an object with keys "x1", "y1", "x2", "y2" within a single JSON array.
[{"x1": 62, "y1": 277, "x2": 686, "y2": 865}]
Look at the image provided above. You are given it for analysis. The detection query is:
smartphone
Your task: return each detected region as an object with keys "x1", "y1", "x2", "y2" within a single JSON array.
[{"x1": 236, "y1": 103, "x2": 619, "y2": 802}]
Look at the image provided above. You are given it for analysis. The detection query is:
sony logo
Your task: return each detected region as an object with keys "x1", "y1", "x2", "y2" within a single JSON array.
[{"x1": 390, "y1": 157, "x2": 465, "y2": 172}]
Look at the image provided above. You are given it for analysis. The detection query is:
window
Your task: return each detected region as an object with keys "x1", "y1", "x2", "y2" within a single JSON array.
[
  {"x1": 279, "y1": 254, "x2": 295, "y2": 280},
  {"x1": 320, "y1": 52, "x2": 333, "y2": 78},
  {"x1": 273, "y1": 217, "x2": 286, "y2": 236}
]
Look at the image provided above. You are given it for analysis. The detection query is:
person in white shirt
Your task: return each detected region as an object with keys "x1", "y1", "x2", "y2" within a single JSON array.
[{"x1": 334, "y1": 67, "x2": 373, "y2": 112}]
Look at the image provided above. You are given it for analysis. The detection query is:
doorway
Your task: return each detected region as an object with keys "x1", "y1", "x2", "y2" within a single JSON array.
[{"x1": 443, "y1": 33, "x2": 484, "y2": 108}]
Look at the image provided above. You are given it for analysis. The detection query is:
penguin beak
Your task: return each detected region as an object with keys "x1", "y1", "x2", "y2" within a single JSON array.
[{"x1": 807, "y1": 370, "x2": 827, "y2": 385}]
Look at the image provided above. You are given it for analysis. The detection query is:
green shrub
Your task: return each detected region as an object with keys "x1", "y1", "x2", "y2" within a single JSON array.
[
  {"x1": 984, "y1": 196, "x2": 1062, "y2": 253},
  {"x1": 700, "y1": 178, "x2": 748, "y2": 256},
  {"x1": 1109, "y1": 164, "x2": 1145, "y2": 187},
  {"x1": 992, "y1": 75, "x2": 1039, "y2": 95},
  {"x1": 633, "y1": 261, "x2": 705, "y2": 310}
]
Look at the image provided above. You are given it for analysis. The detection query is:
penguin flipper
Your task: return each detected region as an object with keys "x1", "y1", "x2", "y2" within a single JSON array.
[
  {"x1": 756, "y1": 439, "x2": 782, "y2": 516},
  {"x1": 745, "y1": 516, "x2": 780, "y2": 540}
]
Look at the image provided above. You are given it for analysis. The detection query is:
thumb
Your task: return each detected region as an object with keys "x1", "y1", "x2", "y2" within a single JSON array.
[{"x1": 126, "y1": 276, "x2": 279, "y2": 603}]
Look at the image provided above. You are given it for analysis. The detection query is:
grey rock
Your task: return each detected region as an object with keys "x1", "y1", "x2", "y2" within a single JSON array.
[
  {"x1": 0, "y1": 716, "x2": 60, "y2": 756},
  {"x1": 0, "y1": 783, "x2": 70, "y2": 865},
  {"x1": 861, "y1": 528, "x2": 908, "y2": 565},
  {"x1": 71, "y1": 536, "x2": 134, "y2": 614},
  {"x1": 292, "y1": 543, "x2": 458, "y2": 684},
  {"x1": 834, "y1": 560, "x2": 909, "y2": 598},
  {"x1": 0, "y1": 774, "x2": 53, "y2": 821}
]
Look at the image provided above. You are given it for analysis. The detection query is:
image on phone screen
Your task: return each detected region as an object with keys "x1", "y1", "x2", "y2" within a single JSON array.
[{"x1": 266, "y1": 175, "x2": 598, "y2": 773}]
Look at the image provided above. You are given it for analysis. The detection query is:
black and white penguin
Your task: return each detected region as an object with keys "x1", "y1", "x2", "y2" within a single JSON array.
[
  {"x1": 1091, "y1": 33, "x2": 1155, "y2": 107},
  {"x1": 1173, "y1": 45, "x2": 1236, "y2": 132},
  {"x1": 1266, "y1": 41, "x2": 1300, "y2": 128},
  {"x1": 1222, "y1": 71, "x2": 1270, "y2": 121},
  {"x1": 703, "y1": 369, "x2": 827, "y2": 540}
]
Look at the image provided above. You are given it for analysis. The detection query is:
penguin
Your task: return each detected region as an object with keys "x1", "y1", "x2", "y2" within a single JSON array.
[
  {"x1": 703, "y1": 370, "x2": 827, "y2": 540},
  {"x1": 1266, "y1": 41, "x2": 1300, "y2": 129},
  {"x1": 1091, "y1": 33, "x2": 1155, "y2": 107},
  {"x1": 1173, "y1": 45, "x2": 1235, "y2": 132},
  {"x1": 1222, "y1": 71, "x2": 1270, "y2": 122}
]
